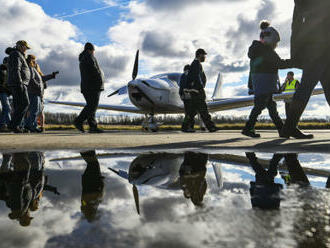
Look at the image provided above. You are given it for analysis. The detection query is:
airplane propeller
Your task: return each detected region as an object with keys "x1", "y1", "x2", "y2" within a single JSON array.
[{"x1": 107, "y1": 50, "x2": 139, "y2": 98}]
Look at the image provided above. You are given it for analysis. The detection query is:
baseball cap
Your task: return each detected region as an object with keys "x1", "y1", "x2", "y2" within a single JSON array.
[{"x1": 16, "y1": 40, "x2": 31, "y2": 49}]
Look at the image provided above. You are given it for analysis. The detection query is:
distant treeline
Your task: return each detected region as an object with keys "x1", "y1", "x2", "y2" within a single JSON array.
[{"x1": 44, "y1": 112, "x2": 330, "y2": 125}]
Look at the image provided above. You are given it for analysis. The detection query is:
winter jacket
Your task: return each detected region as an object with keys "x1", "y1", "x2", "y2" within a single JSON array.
[
  {"x1": 248, "y1": 41, "x2": 293, "y2": 96},
  {"x1": 27, "y1": 67, "x2": 55, "y2": 97},
  {"x1": 7, "y1": 49, "x2": 30, "y2": 87},
  {"x1": 179, "y1": 71, "x2": 189, "y2": 96},
  {"x1": 79, "y1": 50, "x2": 104, "y2": 93},
  {"x1": 291, "y1": 0, "x2": 330, "y2": 68},
  {"x1": 187, "y1": 59, "x2": 206, "y2": 91},
  {"x1": 0, "y1": 64, "x2": 10, "y2": 94}
]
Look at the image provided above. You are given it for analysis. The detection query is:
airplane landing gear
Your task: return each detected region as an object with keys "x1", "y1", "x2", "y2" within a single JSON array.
[{"x1": 142, "y1": 114, "x2": 159, "y2": 132}]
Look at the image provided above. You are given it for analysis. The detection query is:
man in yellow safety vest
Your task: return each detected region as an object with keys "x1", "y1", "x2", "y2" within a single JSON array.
[{"x1": 281, "y1": 71, "x2": 300, "y2": 117}]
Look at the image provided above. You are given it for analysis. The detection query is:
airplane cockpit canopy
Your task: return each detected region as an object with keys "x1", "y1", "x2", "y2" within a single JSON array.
[{"x1": 151, "y1": 73, "x2": 183, "y2": 87}]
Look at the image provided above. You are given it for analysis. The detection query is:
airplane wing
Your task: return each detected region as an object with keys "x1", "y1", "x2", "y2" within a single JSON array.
[
  {"x1": 48, "y1": 100, "x2": 144, "y2": 114},
  {"x1": 209, "y1": 153, "x2": 330, "y2": 178},
  {"x1": 207, "y1": 88, "x2": 324, "y2": 112}
]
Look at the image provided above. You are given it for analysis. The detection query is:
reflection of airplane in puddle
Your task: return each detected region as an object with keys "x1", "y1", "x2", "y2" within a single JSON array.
[
  {"x1": 51, "y1": 152, "x2": 330, "y2": 214},
  {"x1": 49, "y1": 50, "x2": 324, "y2": 131}
]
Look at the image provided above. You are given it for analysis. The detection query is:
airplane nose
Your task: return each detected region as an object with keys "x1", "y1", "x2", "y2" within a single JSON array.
[{"x1": 128, "y1": 80, "x2": 139, "y2": 88}]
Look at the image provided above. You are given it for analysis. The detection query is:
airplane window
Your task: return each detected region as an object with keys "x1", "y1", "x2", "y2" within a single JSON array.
[{"x1": 151, "y1": 73, "x2": 182, "y2": 86}]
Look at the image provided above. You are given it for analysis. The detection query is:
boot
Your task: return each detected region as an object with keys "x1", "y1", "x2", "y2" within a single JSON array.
[{"x1": 280, "y1": 100, "x2": 313, "y2": 139}]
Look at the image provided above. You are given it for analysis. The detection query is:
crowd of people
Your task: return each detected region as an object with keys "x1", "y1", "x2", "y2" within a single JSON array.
[
  {"x1": 0, "y1": 0, "x2": 328, "y2": 138},
  {"x1": 0, "y1": 41, "x2": 58, "y2": 133}
]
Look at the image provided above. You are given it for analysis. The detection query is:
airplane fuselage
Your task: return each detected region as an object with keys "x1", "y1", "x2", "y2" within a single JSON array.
[{"x1": 128, "y1": 73, "x2": 184, "y2": 114}]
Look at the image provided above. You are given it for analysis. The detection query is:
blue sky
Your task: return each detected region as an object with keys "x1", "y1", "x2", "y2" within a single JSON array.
[{"x1": 29, "y1": 0, "x2": 130, "y2": 46}]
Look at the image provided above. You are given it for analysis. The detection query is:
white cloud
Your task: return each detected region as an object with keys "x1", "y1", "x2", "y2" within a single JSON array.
[{"x1": 1, "y1": 0, "x2": 329, "y2": 118}]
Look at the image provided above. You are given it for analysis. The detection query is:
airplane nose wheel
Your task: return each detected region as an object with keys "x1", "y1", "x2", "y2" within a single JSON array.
[{"x1": 142, "y1": 114, "x2": 159, "y2": 132}]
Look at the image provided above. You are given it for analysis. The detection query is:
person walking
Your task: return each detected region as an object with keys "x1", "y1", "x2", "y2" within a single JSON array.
[
  {"x1": 242, "y1": 21, "x2": 293, "y2": 138},
  {"x1": 280, "y1": 0, "x2": 330, "y2": 139},
  {"x1": 74, "y1": 42, "x2": 104, "y2": 133},
  {"x1": 0, "y1": 57, "x2": 12, "y2": 132},
  {"x1": 280, "y1": 71, "x2": 300, "y2": 117},
  {"x1": 7, "y1": 41, "x2": 31, "y2": 133},
  {"x1": 184, "y1": 48, "x2": 217, "y2": 132},
  {"x1": 25, "y1": 55, "x2": 57, "y2": 132},
  {"x1": 179, "y1": 64, "x2": 196, "y2": 132}
]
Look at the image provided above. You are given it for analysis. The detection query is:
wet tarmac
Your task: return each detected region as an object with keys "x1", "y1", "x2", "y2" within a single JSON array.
[{"x1": 0, "y1": 149, "x2": 329, "y2": 248}]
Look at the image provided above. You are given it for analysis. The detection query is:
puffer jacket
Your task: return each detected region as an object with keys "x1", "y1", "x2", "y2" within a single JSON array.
[
  {"x1": 79, "y1": 50, "x2": 104, "y2": 93},
  {"x1": 248, "y1": 41, "x2": 293, "y2": 96},
  {"x1": 7, "y1": 49, "x2": 30, "y2": 87}
]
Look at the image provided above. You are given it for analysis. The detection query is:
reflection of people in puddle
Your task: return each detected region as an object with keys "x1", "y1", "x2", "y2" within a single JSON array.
[
  {"x1": 179, "y1": 152, "x2": 208, "y2": 206},
  {"x1": 28, "y1": 152, "x2": 60, "y2": 213},
  {"x1": 80, "y1": 150, "x2": 105, "y2": 222},
  {"x1": 0, "y1": 152, "x2": 59, "y2": 226},
  {"x1": 281, "y1": 153, "x2": 310, "y2": 186},
  {"x1": 246, "y1": 152, "x2": 283, "y2": 210}
]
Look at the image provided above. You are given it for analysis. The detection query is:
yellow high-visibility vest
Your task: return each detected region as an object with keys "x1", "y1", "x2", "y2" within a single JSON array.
[{"x1": 284, "y1": 79, "x2": 297, "y2": 92}]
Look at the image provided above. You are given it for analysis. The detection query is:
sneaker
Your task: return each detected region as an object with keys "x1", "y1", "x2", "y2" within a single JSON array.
[
  {"x1": 209, "y1": 127, "x2": 219, "y2": 133},
  {"x1": 28, "y1": 127, "x2": 43, "y2": 133},
  {"x1": 73, "y1": 119, "x2": 85, "y2": 133},
  {"x1": 241, "y1": 129, "x2": 261, "y2": 138},
  {"x1": 182, "y1": 128, "x2": 196, "y2": 133},
  {"x1": 89, "y1": 127, "x2": 104, "y2": 133},
  {"x1": 9, "y1": 126, "x2": 24, "y2": 133}
]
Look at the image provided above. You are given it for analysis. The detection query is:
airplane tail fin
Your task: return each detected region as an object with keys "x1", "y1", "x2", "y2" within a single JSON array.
[{"x1": 212, "y1": 72, "x2": 223, "y2": 100}]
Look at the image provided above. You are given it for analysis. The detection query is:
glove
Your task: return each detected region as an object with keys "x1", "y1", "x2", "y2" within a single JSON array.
[{"x1": 52, "y1": 71, "x2": 59, "y2": 78}]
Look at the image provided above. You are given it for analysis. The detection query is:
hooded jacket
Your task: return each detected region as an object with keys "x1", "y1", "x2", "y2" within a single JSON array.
[
  {"x1": 79, "y1": 50, "x2": 104, "y2": 93},
  {"x1": 7, "y1": 49, "x2": 31, "y2": 87},
  {"x1": 248, "y1": 40, "x2": 292, "y2": 96},
  {"x1": 291, "y1": 0, "x2": 330, "y2": 67}
]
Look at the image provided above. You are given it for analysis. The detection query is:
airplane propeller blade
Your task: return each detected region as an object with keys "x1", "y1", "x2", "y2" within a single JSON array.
[
  {"x1": 133, "y1": 184, "x2": 140, "y2": 215},
  {"x1": 107, "y1": 86, "x2": 128, "y2": 97},
  {"x1": 107, "y1": 89, "x2": 119, "y2": 97},
  {"x1": 132, "y1": 50, "x2": 139, "y2": 80}
]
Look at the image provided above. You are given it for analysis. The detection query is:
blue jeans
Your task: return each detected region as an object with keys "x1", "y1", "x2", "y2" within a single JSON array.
[
  {"x1": 0, "y1": 93, "x2": 11, "y2": 126},
  {"x1": 25, "y1": 94, "x2": 41, "y2": 129}
]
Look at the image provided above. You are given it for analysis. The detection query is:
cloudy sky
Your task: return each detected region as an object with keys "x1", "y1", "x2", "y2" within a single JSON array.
[{"x1": 0, "y1": 0, "x2": 328, "y2": 118}]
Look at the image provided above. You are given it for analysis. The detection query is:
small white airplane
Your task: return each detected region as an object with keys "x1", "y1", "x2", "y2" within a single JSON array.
[{"x1": 49, "y1": 50, "x2": 324, "y2": 131}]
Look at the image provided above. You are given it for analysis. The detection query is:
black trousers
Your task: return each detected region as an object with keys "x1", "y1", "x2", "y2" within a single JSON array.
[
  {"x1": 182, "y1": 99, "x2": 194, "y2": 130},
  {"x1": 245, "y1": 94, "x2": 283, "y2": 131},
  {"x1": 183, "y1": 92, "x2": 215, "y2": 131},
  {"x1": 76, "y1": 91, "x2": 101, "y2": 128},
  {"x1": 289, "y1": 52, "x2": 330, "y2": 117},
  {"x1": 9, "y1": 85, "x2": 29, "y2": 128}
]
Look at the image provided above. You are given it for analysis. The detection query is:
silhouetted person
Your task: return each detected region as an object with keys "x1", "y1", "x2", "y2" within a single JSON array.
[
  {"x1": 80, "y1": 150, "x2": 104, "y2": 222},
  {"x1": 242, "y1": 21, "x2": 293, "y2": 138},
  {"x1": 0, "y1": 57, "x2": 12, "y2": 132},
  {"x1": 179, "y1": 152, "x2": 208, "y2": 206},
  {"x1": 7, "y1": 41, "x2": 31, "y2": 133},
  {"x1": 280, "y1": 0, "x2": 330, "y2": 139},
  {"x1": 185, "y1": 49, "x2": 217, "y2": 132},
  {"x1": 74, "y1": 42, "x2": 104, "y2": 133},
  {"x1": 246, "y1": 152, "x2": 283, "y2": 209}
]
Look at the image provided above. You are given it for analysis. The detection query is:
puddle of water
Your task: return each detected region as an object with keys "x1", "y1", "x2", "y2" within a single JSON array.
[{"x1": 0, "y1": 150, "x2": 329, "y2": 248}]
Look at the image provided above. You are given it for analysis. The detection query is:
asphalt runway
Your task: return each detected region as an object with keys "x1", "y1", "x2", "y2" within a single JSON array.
[{"x1": 1, "y1": 129, "x2": 330, "y2": 153}]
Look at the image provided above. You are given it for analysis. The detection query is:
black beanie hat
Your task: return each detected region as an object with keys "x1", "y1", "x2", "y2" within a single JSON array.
[{"x1": 84, "y1": 42, "x2": 95, "y2": 51}]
